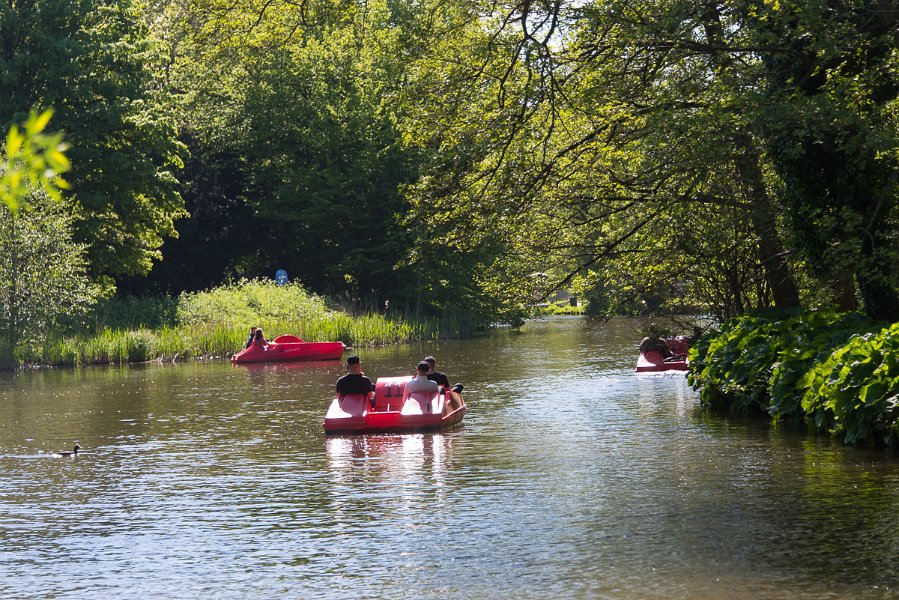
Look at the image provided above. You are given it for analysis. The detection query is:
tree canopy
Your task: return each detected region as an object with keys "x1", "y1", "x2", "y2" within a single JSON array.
[{"x1": 3, "y1": 0, "x2": 898, "y2": 326}]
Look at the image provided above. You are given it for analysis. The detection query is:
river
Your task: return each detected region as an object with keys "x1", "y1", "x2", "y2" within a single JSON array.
[{"x1": 1, "y1": 317, "x2": 898, "y2": 599}]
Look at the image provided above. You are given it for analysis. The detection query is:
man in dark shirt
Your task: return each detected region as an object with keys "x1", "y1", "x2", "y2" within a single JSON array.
[
  {"x1": 423, "y1": 356, "x2": 450, "y2": 388},
  {"x1": 336, "y1": 355, "x2": 373, "y2": 397}
]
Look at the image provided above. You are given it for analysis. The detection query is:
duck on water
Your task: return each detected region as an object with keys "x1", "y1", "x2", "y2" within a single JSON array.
[{"x1": 54, "y1": 444, "x2": 81, "y2": 458}]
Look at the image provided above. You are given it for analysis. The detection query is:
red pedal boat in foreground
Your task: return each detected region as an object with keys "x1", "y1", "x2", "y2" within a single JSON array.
[
  {"x1": 323, "y1": 375, "x2": 466, "y2": 434},
  {"x1": 636, "y1": 337, "x2": 690, "y2": 372},
  {"x1": 232, "y1": 335, "x2": 345, "y2": 364}
]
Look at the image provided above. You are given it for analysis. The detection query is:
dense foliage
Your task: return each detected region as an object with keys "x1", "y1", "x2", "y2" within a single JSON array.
[
  {"x1": 0, "y1": 0, "x2": 186, "y2": 280},
  {"x1": 0, "y1": 190, "x2": 101, "y2": 368},
  {"x1": 23, "y1": 279, "x2": 469, "y2": 367},
  {"x1": 2, "y1": 0, "x2": 899, "y2": 368},
  {"x1": 0, "y1": 113, "x2": 100, "y2": 368},
  {"x1": 686, "y1": 311, "x2": 899, "y2": 447}
]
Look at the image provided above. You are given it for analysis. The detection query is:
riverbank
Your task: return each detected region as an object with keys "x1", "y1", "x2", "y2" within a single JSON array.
[
  {"x1": 688, "y1": 309, "x2": 899, "y2": 448},
  {"x1": 10, "y1": 280, "x2": 476, "y2": 368}
]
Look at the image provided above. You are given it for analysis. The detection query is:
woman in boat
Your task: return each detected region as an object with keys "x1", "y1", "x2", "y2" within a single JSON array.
[{"x1": 253, "y1": 328, "x2": 269, "y2": 348}]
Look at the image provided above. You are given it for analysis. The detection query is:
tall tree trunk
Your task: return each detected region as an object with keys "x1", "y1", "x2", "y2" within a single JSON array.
[
  {"x1": 833, "y1": 274, "x2": 859, "y2": 312},
  {"x1": 733, "y1": 143, "x2": 802, "y2": 309},
  {"x1": 701, "y1": 4, "x2": 801, "y2": 310}
]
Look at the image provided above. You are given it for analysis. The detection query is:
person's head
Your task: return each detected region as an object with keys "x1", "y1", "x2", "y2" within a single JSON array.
[
  {"x1": 250, "y1": 326, "x2": 257, "y2": 334},
  {"x1": 416, "y1": 361, "x2": 430, "y2": 375},
  {"x1": 254, "y1": 328, "x2": 264, "y2": 341},
  {"x1": 423, "y1": 356, "x2": 436, "y2": 372},
  {"x1": 346, "y1": 355, "x2": 362, "y2": 373}
]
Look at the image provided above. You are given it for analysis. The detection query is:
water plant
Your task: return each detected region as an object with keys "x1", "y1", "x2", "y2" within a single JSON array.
[{"x1": 688, "y1": 309, "x2": 899, "y2": 446}]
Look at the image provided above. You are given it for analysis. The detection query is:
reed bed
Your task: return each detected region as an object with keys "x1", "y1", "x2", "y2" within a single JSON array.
[{"x1": 18, "y1": 279, "x2": 473, "y2": 367}]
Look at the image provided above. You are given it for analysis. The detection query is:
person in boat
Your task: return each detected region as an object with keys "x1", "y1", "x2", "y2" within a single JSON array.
[
  {"x1": 639, "y1": 334, "x2": 672, "y2": 358},
  {"x1": 424, "y1": 356, "x2": 465, "y2": 394},
  {"x1": 253, "y1": 328, "x2": 269, "y2": 348},
  {"x1": 687, "y1": 326, "x2": 703, "y2": 345},
  {"x1": 406, "y1": 361, "x2": 439, "y2": 394},
  {"x1": 335, "y1": 355, "x2": 374, "y2": 398},
  {"x1": 423, "y1": 356, "x2": 450, "y2": 387},
  {"x1": 245, "y1": 326, "x2": 258, "y2": 349}
]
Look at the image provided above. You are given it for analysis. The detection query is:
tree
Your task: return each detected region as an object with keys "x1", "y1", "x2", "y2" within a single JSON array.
[
  {"x1": 399, "y1": 0, "x2": 898, "y2": 321},
  {"x1": 0, "y1": 114, "x2": 99, "y2": 368},
  {"x1": 140, "y1": 0, "x2": 422, "y2": 304},
  {"x1": 746, "y1": 0, "x2": 899, "y2": 321},
  {"x1": 0, "y1": 0, "x2": 186, "y2": 282}
]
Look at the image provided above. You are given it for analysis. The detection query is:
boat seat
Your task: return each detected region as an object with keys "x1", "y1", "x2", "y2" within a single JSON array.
[
  {"x1": 402, "y1": 390, "x2": 440, "y2": 415},
  {"x1": 372, "y1": 376, "x2": 410, "y2": 412}
]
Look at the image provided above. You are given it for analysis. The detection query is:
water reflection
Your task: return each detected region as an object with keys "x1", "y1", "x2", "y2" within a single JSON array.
[{"x1": 325, "y1": 433, "x2": 453, "y2": 513}]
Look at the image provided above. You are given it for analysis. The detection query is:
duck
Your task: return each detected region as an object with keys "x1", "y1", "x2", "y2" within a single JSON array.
[{"x1": 54, "y1": 444, "x2": 81, "y2": 458}]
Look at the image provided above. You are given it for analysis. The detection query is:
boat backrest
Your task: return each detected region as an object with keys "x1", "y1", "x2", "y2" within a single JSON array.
[
  {"x1": 327, "y1": 393, "x2": 368, "y2": 418},
  {"x1": 373, "y1": 376, "x2": 412, "y2": 411},
  {"x1": 640, "y1": 350, "x2": 664, "y2": 366},
  {"x1": 405, "y1": 390, "x2": 440, "y2": 415}
]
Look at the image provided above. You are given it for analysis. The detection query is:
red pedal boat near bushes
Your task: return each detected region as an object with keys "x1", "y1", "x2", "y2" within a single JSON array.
[
  {"x1": 323, "y1": 375, "x2": 466, "y2": 434},
  {"x1": 232, "y1": 335, "x2": 345, "y2": 364},
  {"x1": 636, "y1": 337, "x2": 690, "y2": 372}
]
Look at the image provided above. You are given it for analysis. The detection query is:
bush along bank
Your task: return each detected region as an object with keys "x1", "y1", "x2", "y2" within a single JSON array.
[
  {"x1": 12, "y1": 279, "x2": 476, "y2": 368},
  {"x1": 687, "y1": 310, "x2": 899, "y2": 448}
]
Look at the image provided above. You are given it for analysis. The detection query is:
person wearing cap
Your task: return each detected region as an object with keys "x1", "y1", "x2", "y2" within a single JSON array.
[
  {"x1": 405, "y1": 361, "x2": 439, "y2": 394},
  {"x1": 424, "y1": 356, "x2": 465, "y2": 394},
  {"x1": 423, "y1": 356, "x2": 450, "y2": 388},
  {"x1": 336, "y1": 355, "x2": 374, "y2": 396}
]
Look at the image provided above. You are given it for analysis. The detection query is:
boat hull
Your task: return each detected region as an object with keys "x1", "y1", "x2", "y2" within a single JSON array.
[
  {"x1": 636, "y1": 349, "x2": 688, "y2": 372},
  {"x1": 323, "y1": 375, "x2": 466, "y2": 434},
  {"x1": 232, "y1": 337, "x2": 345, "y2": 364}
]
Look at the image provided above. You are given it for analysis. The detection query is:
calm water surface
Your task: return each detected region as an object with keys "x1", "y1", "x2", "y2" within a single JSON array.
[{"x1": 2, "y1": 317, "x2": 898, "y2": 599}]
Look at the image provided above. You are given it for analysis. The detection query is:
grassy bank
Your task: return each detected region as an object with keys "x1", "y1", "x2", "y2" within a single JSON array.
[
  {"x1": 16, "y1": 280, "x2": 475, "y2": 367},
  {"x1": 688, "y1": 310, "x2": 899, "y2": 448}
]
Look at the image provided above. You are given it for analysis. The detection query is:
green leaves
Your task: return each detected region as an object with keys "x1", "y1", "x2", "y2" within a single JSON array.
[
  {"x1": 0, "y1": 187, "x2": 102, "y2": 368},
  {"x1": 690, "y1": 310, "x2": 899, "y2": 447},
  {"x1": 0, "y1": 110, "x2": 71, "y2": 213},
  {"x1": 2, "y1": 0, "x2": 187, "y2": 280}
]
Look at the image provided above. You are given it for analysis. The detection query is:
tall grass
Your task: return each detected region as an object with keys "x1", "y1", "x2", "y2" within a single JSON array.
[{"x1": 21, "y1": 279, "x2": 475, "y2": 367}]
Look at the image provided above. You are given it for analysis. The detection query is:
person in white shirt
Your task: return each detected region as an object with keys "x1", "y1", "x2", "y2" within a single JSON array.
[{"x1": 405, "y1": 361, "x2": 439, "y2": 394}]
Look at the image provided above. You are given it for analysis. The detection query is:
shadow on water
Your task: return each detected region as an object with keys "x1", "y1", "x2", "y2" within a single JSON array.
[{"x1": 1, "y1": 317, "x2": 898, "y2": 598}]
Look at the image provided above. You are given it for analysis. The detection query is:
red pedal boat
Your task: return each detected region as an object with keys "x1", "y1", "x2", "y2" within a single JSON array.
[
  {"x1": 323, "y1": 375, "x2": 466, "y2": 434},
  {"x1": 636, "y1": 350, "x2": 688, "y2": 372},
  {"x1": 232, "y1": 335, "x2": 345, "y2": 364},
  {"x1": 636, "y1": 337, "x2": 690, "y2": 372}
]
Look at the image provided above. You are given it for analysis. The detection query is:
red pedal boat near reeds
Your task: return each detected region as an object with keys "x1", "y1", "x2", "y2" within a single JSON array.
[
  {"x1": 323, "y1": 375, "x2": 466, "y2": 434},
  {"x1": 232, "y1": 335, "x2": 345, "y2": 364}
]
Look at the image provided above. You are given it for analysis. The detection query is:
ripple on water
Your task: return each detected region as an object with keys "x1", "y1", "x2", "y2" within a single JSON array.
[{"x1": 2, "y1": 319, "x2": 899, "y2": 598}]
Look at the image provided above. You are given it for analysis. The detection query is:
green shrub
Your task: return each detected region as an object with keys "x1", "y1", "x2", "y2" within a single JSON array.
[
  {"x1": 801, "y1": 323, "x2": 899, "y2": 446},
  {"x1": 689, "y1": 309, "x2": 897, "y2": 446},
  {"x1": 10, "y1": 279, "x2": 477, "y2": 368}
]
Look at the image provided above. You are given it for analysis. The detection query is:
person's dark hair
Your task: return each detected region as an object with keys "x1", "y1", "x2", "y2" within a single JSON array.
[
  {"x1": 254, "y1": 328, "x2": 264, "y2": 341},
  {"x1": 347, "y1": 355, "x2": 360, "y2": 366},
  {"x1": 417, "y1": 361, "x2": 430, "y2": 372},
  {"x1": 423, "y1": 356, "x2": 436, "y2": 367}
]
